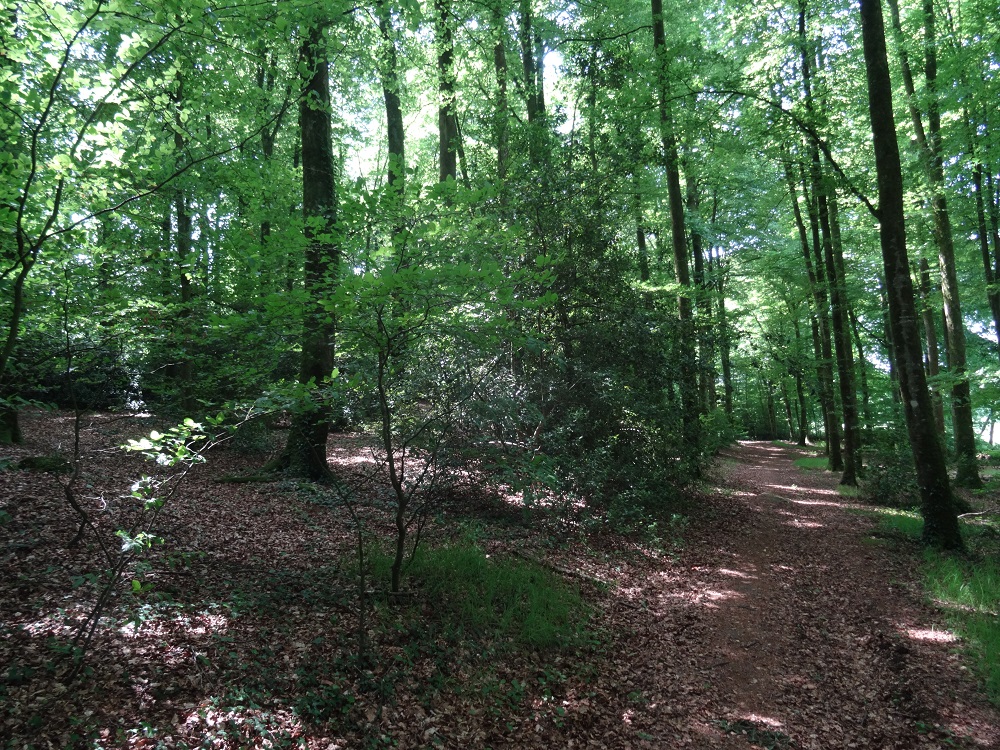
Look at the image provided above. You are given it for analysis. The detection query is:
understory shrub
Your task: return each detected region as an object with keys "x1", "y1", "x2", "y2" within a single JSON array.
[{"x1": 861, "y1": 429, "x2": 919, "y2": 508}]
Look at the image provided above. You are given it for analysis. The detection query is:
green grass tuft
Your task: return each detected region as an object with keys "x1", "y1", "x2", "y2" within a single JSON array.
[
  {"x1": 370, "y1": 540, "x2": 589, "y2": 650},
  {"x1": 793, "y1": 456, "x2": 829, "y2": 471},
  {"x1": 868, "y1": 510, "x2": 1000, "y2": 704}
]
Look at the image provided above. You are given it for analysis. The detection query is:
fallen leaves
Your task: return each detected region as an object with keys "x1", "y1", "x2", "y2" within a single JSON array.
[{"x1": 2, "y1": 417, "x2": 1000, "y2": 748}]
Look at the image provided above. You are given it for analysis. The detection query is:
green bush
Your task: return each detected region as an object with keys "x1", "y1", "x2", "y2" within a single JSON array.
[{"x1": 861, "y1": 429, "x2": 919, "y2": 508}]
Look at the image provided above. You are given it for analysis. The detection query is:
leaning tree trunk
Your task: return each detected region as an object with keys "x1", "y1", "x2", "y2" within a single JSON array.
[{"x1": 859, "y1": 0, "x2": 963, "y2": 550}]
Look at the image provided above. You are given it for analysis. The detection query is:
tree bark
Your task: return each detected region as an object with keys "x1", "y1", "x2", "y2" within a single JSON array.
[
  {"x1": 973, "y1": 162, "x2": 1000, "y2": 359},
  {"x1": 284, "y1": 19, "x2": 339, "y2": 480},
  {"x1": 377, "y1": 0, "x2": 405, "y2": 191},
  {"x1": 827, "y1": 195, "x2": 861, "y2": 478},
  {"x1": 435, "y1": 0, "x2": 458, "y2": 182},
  {"x1": 886, "y1": 0, "x2": 981, "y2": 488},
  {"x1": 491, "y1": 0, "x2": 509, "y2": 187},
  {"x1": 918, "y1": 256, "x2": 946, "y2": 433},
  {"x1": 786, "y1": 159, "x2": 841, "y2": 467},
  {"x1": 652, "y1": 0, "x2": 699, "y2": 453},
  {"x1": 859, "y1": 0, "x2": 962, "y2": 550}
]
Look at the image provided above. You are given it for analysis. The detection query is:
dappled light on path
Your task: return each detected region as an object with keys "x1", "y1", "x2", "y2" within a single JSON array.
[{"x1": 900, "y1": 625, "x2": 959, "y2": 643}]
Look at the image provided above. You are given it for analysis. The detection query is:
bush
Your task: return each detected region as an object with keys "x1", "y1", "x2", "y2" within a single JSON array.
[
  {"x1": 13, "y1": 328, "x2": 133, "y2": 410},
  {"x1": 861, "y1": 429, "x2": 919, "y2": 508}
]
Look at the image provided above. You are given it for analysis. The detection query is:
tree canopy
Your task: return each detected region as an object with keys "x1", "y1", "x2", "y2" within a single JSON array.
[{"x1": 4, "y1": 0, "x2": 1000, "y2": 548}]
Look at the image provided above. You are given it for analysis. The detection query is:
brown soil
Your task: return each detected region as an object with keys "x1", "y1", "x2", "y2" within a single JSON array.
[{"x1": 2, "y1": 416, "x2": 998, "y2": 748}]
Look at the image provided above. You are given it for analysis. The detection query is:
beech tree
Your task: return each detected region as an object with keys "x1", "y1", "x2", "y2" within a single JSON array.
[
  {"x1": 5, "y1": 0, "x2": 999, "y2": 549},
  {"x1": 858, "y1": 0, "x2": 963, "y2": 549}
]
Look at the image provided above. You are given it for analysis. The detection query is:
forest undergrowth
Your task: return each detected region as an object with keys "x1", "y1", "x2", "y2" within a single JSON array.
[{"x1": 2, "y1": 411, "x2": 1000, "y2": 749}]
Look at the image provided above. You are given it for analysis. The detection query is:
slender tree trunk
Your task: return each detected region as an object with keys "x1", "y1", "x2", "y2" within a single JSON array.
[
  {"x1": 918, "y1": 257, "x2": 946, "y2": 433},
  {"x1": 786, "y1": 159, "x2": 841, "y2": 467},
  {"x1": 826, "y1": 194, "x2": 861, "y2": 479},
  {"x1": 713, "y1": 244, "x2": 734, "y2": 416},
  {"x1": 491, "y1": 0, "x2": 509, "y2": 188},
  {"x1": 849, "y1": 307, "x2": 873, "y2": 439},
  {"x1": 796, "y1": 3, "x2": 852, "y2": 476},
  {"x1": 859, "y1": 0, "x2": 962, "y2": 550},
  {"x1": 973, "y1": 163, "x2": 1000, "y2": 358},
  {"x1": 435, "y1": 0, "x2": 458, "y2": 182},
  {"x1": 377, "y1": 0, "x2": 405, "y2": 192},
  {"x1": 652, "y1": 0, "x2": 699, "y2": 453},
  {"x1": 519, "y1": 0, "x2": 542, "y2": 124},
  {"x1": 687, "y1": 165, "x2": 715, "y2": 411}
]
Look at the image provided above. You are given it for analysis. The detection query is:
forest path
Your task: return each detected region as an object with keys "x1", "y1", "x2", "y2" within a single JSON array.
[{"x1": 597, "y1": 440, "x2": 999, "y2": 749}]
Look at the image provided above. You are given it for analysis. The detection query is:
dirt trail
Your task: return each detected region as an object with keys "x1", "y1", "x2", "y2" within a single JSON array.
[{"x1": 611, "y1": 440, "x2": 999, "y2": 749}]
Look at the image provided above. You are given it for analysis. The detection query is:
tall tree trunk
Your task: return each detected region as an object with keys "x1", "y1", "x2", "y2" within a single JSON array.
[
  {"x1": 652, "y1": 0, "x2": 699, "y2": 453},
  {"x1": 435, "y1": 0, "x2": 458, "y2": 182},
  {"x1": 827, "y1": 195, "x2": 862, "y2": 476},
  {"x1": 886, "y1": 0, "x2": 980, "y2": 488},
  {"x1": 687, "y1": 164, "x2": 716, "y2": 411},
  {"x1": 973, "y1": 162, "x2": 1000, "y2": 358},
  {"x1": 377, "y1": 0, "x2": 405, "y2": 192},
  {"x1": 786, "y1": 159, "x2": 841, "y2": 467},
  {"x1": 859, "y1": 0, "x2": 962, "y2": 550},
  {"x1": 848, "y1": 307, "x2": 873, "y2": 439},
  {"x1": 284, "y1": 19, "x2": 339, "y2": 480},
  {"x1": 491, "y1": 0, "x2": 509, "y2": 188},
  {"x1": 797, "y1": 6, "x2": 850, "y2": 475},
  {"x1": 793, "y1": 317, "x2": 809, "y2": 445},
  {"x1": 711, "y1": 243, "x2": 734, "y2": 416},
  {"x1": 519, "y1": 0, "x2": 542, "y2": 124},
  {"x1": 918, "y1": 257, "x2": 946, "y2": 433}
]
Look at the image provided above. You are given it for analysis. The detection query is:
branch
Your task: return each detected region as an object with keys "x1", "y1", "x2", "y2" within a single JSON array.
[{"x1": 703, "y1": 87, "x2": 881, "y2": 221}]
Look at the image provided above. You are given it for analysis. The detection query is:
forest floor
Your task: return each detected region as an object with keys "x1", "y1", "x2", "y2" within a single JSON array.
[{"x1": 2, "y1": 411, "x2": 1000, "y2": 749}]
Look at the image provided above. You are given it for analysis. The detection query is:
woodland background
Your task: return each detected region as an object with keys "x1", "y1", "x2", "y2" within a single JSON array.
[{"x1": 3, "y1": 0, "x2": 1000, "y2": 745}]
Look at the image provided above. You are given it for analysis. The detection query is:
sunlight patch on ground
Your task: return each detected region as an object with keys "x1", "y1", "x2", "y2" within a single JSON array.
[
  {"x1": 177, "y1": 701, "x2": 311, "y2": 745},
  {"x1": 899, "y1": 624, "x2": 959, "y2": 643},
  {"x1": 785, "y1": 518, "x2": 824, "y2": 529},
  {"x1": 717, "y1": 567, "x2": 756, "y2": 579},
  {"x1": 766, "y1": 483, "x2": 841, "y2": 498},
  {"x1": 744, "y1": 712, "x2": 785, "y2": 728},
  {"x1": 327, "y1": 452, "x2": 377, "y2": 466}
]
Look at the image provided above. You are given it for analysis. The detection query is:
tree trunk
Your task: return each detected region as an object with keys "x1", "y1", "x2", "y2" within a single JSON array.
[
  {"x1": 652, "y1": 0, "x2": 699, "y2": 453},
  {"x1": 859, "y1": 0, "x2": 963, "y2": 550},
  {"x1": 886, "y1": 0, "x2": 980, "y2": 488},
  {"x1": 849, "y1": 306, "x2": 874, "y2": 439},
  {"x1": 519, "y1": 0, "x2": 542, "y2": 124},
  {"x1": 973, "y1": 162, "x2": 1000, "y2": 359},
  {"x1": 918, "y1": 257, "x2": 946, "y2": 433},
  {"x1": 827, "y1": 195, "x2": 862, "y2": 477},
  {"x1": 435, "y1": 0, "x2": 458, "y2": 182},
  {"x1": 687, "y1": 164, "x2": 716, "y2": 412},
  {"x1": 377, "y1": 0, "x2": 405, "y2": 191},
  {"x1": 491, "y1": 0, "x2": 509, "y2": 187},
  {"x1": 786, "y1": 159, "x2": 841, "y2": 467},
  {"x1": 284, "y1": 19, "x2": 338, "y2": 480}
]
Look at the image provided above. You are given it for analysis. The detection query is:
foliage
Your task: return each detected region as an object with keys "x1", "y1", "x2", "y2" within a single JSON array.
[{"x1": 860, "y1": 429, "x2": 920, "y2": 509}]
